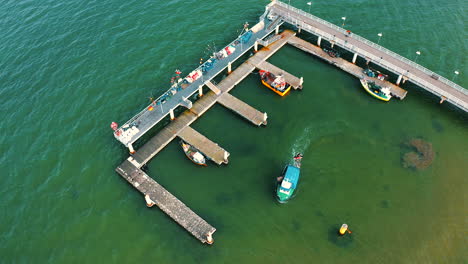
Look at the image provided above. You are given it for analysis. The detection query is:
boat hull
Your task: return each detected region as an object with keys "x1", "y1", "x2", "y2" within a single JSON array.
[
  {"x1": 180, "y1": 141, "x2": 207, "y2": 166},
  {"x1": 275, "y1": 165, "x2": 300, "y2": 203},
  {"x1": 259, "y1": 70, "x2": 292, "y2": 96},
  {"x1": 360, "y1": 79, "x2": 391, "y2": 102},
  {"x1": 261, "y1": 79, "x2": 292, "y2": 96}
]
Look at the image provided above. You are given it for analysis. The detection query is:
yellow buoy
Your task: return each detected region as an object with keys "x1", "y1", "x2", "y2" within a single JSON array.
[{"x1": 339, "y1": 224, "x2": 349, "y2": 235}]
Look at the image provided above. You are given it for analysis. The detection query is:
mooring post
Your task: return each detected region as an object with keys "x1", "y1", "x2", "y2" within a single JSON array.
[
  {"x1": 439, "y1": 96, "x2": 447, "y2": 104},
  {"x1": 169, "y1": 109, "x2": 175, "y2": 120},
  {"x1": 254, "y1": 41, "x2": 258, "y2": 52},
  {"x1": 128, "y1": 143, "x2": 135, "y2": 154},
  {"x1": 352, "y1": 53, "x2": 358, "y2": 64},
  {"x1": 317, "y1": 36, "x2": 322, "y2": 46},
  {"x1": 206, "y1": 232, "x2": 214, "y2": 245},
  {"x1": 227, "y1": 62, "x2": 232, "y2": 74},
  {"x1": 275, "y1": 25, "x2": 279, "y2": 35},
  {"x1": 198, "y1": 85, "x2": 203, "y2": 97},
  {"x1": 396, "y1": 74, "x2": 403, "y2": 85}
]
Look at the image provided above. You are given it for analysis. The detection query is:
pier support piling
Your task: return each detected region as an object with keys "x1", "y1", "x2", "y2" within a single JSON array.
[
  {"x1": 254, "y1": 41, "x2": 258, "y2": 52},
  {"x1": 206, "y1": 232, "x2": 214, "y2": 245},
  {"x1": 317, "y1": 36, "x2": 322, "y2": 47},
  {"x1": 396, "y1": 74, "x2": 403, "y2": 86},
  {"x1": 128, "y1": 144, "x2": 135, "y2": 155},
  {"x1": 198, "y1": 85, "x2": 203, "y2": 97},
  {"x1": 275, "y1": 25, "x2": 279, "y2": 35},
  {"x1": 352, "y1": 53, "x2": 358, "y2": 64},
  {"x1": 228, "y1": 62, "x2": 232, "y2": 74},
  {"x1": 439, "y1": 96, "x2": 447, "y2": 104},
  {"x1": 169, "y1": 109, "x2": 175, "y2": 120}
]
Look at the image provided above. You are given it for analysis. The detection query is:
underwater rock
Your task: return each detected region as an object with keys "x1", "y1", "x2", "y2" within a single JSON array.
[{"x1": 402, "y1": 139, "x2": 435, "y2": 170}]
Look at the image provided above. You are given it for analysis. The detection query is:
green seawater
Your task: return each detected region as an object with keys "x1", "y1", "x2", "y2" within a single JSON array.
[{"x1": 1, "y1": 0, "x2": 467, "y2": 263}]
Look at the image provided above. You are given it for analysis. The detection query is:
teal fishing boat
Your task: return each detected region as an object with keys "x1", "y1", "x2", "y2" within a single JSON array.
[{"x1": 276, "y1": 153, "x2": 303, "y2": 203}]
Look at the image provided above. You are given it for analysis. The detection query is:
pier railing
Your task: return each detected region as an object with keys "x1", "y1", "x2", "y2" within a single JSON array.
[{"x1": 270, "y1": 1, "x2": 467, "y2": 109}]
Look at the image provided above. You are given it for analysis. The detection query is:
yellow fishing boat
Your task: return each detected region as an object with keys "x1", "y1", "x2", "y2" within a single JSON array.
[{"x1": 259, "y1": 70, "x2": 292, "y2": 96}]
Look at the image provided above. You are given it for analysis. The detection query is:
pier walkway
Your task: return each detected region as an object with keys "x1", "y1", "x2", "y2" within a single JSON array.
[
  {"x1": 114, "y1": 17, "x2": 284, "y2": 149},
  {"x1": 116, "y1": 160, "x2": 216, "y2": 243},
  {"x1": 287, "y1": 35, "x2": 408, "y2": 99},
  {"x1": 267, "y1": 1, "x2": 468, "y2": 110}
]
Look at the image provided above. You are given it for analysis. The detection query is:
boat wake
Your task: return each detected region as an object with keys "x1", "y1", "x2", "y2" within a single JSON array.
[
  {"x1": 290, "y1": 126, "x2": 313, "y2": 158},
  {"x1": 290, "y1": 120, "x2": 352, "y2": 159}
]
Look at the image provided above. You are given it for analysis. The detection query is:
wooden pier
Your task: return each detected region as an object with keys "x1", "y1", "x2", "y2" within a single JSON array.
[
  {"x1": 268, "y1": 0, "x2": 468, "y2": 110},
  {"x1": 114, "y1": 29, "x2": 302, "y2": 243},
  {"x1": 287, "y1": 35, "x2": 408, "y2": 99},
  {"x1": 116, "y1": 160, "x2": 216, "y2": 244},
  {"x1": 112, "y1": 1, "x2": 467, "y2": 244}
]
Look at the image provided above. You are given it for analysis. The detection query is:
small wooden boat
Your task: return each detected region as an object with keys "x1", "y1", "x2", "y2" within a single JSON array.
[
  {"x1": 323, "y1": 47, "x2": 340, "y2": 58},
  {"x1": 180, "y1": 140, "x2": 207, "y2": 166},
  {"x1": 276, "y1": 153, "x2": 302, "y2": 203},
  {"x1": 259, "y1": 70, "x2": 292, "y2": 96},
  {"x1": 360, "y1": 79, "x2": 392, "y2": 102}
]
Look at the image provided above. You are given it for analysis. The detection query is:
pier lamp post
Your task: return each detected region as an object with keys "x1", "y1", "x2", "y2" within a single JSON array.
[
  {"x1": 452, "y1": 70, "x2": 459, "y2": 82},
  {"x1": 341, "y1": 17, "x2": 346, "y2": 27},
  {"x1": 414, "y1": 51, "x2": 421, "y2": 63},
  {"x1": 307, "y1": 2, "x2": 312, "y2": 13},
  {"x1": 377, "y1": 33, "x2": 383, "y2": 44}
]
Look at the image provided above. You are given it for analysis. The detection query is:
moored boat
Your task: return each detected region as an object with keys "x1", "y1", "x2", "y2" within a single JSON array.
[
  {"x1": 276, "y1": 153, "x2": 303, "y2": 203},
  {"x1": 360, "y1": 79, "x2": 392, "y2": 102},
  {"x1": 180, "y1": 140, "x2": 207, "y2": 166},
  {"x1": 259, "y1": 70, "x2": 292, "y2": 96}
]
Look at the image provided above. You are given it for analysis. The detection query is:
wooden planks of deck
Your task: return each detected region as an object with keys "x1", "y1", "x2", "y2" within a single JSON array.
[
  {"x1": 217, "y1": 93, "x2": 267, "y2": 126},
  {"x1": 116, "y1": 159, "x2": 216, "y2": 243}
]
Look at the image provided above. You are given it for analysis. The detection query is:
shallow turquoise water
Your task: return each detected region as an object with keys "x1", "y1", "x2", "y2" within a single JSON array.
[{"x1": 1, "y1": 0, "x2": 467, "y2": 263}]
